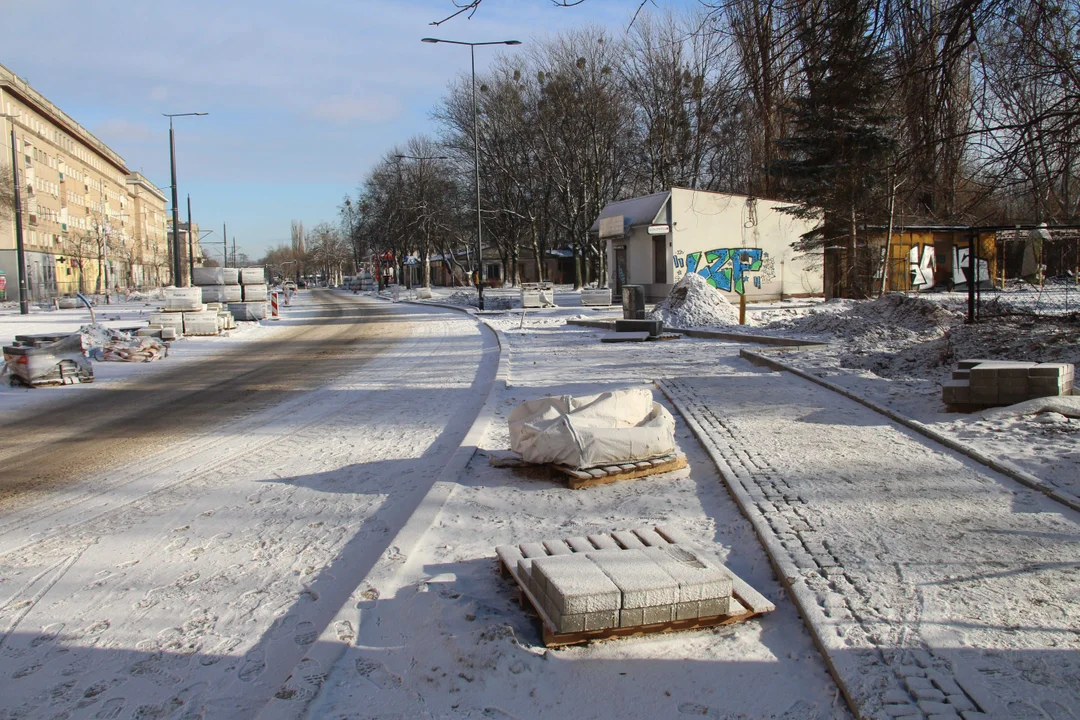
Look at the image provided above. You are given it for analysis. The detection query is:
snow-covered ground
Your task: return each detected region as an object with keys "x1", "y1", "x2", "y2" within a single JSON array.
[
  {"x1": 740, "y1": 295, "x2": 1080, "y2": 499},
  {"x1": 0, "y1": 299, "x2": 494, "y2": 720},
  {"x1": 0, "y1": 297, "x2": 276, "y2": 417},
  {"x1": 3, "y1": 287, "x2": 1076, "y2": 719}
]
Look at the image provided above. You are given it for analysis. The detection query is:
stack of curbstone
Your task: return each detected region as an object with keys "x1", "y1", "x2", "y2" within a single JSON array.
[
  {"x1": 943, "y1": 359, "x2": 1075, "y2": 408},
  {"x1": 193, "y1": 267, "x2": 243, "y2": 304},
  {"x1": 229, "y1": 267, "x2": 268, "y2": 320},
  {"x1": 148, "y1": 287, "x2": 206, "y2": 337},
  {"x1": 499, "y1": 530, "x2": 734, "y2": 635}
]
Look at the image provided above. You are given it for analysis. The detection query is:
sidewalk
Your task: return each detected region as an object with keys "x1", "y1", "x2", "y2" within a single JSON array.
[{"x1": 660, "y1": 372, "x2": 1080, "y2": 720}]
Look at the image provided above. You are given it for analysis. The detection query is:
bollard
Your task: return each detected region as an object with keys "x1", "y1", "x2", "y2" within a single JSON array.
[
  {"x1": 270, "y1": 291, "x2": 280, "y2": 320},
  {"x1": 739, "y1": 293, "x2": 746, "y2": 325}
]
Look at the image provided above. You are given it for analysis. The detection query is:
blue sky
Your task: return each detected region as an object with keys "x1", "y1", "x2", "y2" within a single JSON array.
[{"x1": 3, "y1": 0, "x2": 689, "y2": 259}]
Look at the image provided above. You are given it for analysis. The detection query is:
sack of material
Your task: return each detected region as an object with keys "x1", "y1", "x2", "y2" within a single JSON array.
[{"x1": 508, "y1": 387, "x2": 676, "y2": 469}]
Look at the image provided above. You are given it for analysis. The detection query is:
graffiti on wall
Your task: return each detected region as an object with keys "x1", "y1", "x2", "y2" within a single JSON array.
[
  {"x1": 952, "y1": 246, "x2": 990, "y2": 286},
  {"x1": 681, "y1": 248, "x2": 773, "y2": 294},
  {"x1": 909, "y1": 245, "x2": 936, "y2": 289},
  {"x1": 909, "y1": 243, "x2": 990, "y2": 290}
]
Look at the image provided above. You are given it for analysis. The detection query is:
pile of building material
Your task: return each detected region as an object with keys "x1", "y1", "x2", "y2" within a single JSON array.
[
  {"x1": 193, "y1": 266, "x2": 243, "y2": 304},
  {"x1": 80, "y1": 324, "x2": 167, "y2": 362},
  {"x1": 509, "y1": 388, "x2": 676, "y2": 465},
  {"x1": 943, "y1": 359, "x2": 1075, "y2": 409},
  {"x1": 496, "y1": 525, "x2": 773, "y2": 646},
  {"x1": 3, "y1": 334, "x2": 94, "y2": 387},
  {"x1": 226, "y1": 267, "x2": 268, "y2": 321}
]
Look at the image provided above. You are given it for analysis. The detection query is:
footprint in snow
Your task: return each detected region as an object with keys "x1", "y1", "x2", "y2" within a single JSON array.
[
  {"x1": 355, "y1": 658, "x2": 402, "y2": 689},
  {"x1": 677, "y1": 702, "x2": 722, "y2": 718},
  {"x1": 94, "y1": 697, "x2": 126, "y2": 719},
  {"x1": 30, "y1": 622, "x2": 65, "y2": 647},
  {"x1": 238, "y1": 650, "x2": 266, "y2": 682},
  {"x1": 293, "y1": 620, "x2": 317, "y2": 646}
]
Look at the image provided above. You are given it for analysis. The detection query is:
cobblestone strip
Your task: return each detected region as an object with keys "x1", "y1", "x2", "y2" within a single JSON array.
[{"x1": 658, "y1": 378, "x2": 989, "y2": 720}]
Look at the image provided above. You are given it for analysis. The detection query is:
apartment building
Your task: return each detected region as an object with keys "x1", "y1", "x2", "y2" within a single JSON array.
[{"x1": 0, "y1": 62, "x2": 174, "y2": 299}]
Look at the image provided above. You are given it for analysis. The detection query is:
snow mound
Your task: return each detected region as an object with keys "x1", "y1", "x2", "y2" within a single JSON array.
[
  {"x1": 764, "y1": 293, "x2": 961, "y2": 339},
  {"x1": 650, "y1": 273, "x2": 740, "y2": 328}
]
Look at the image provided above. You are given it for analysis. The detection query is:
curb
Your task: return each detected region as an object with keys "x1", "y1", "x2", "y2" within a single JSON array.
[
  {"x1": 740, "y1": 348, "x2": 1080, "y2": 514},
  {"x1": 655, "y1": 379, "x2": 865, "y2": 719},
  {"x1": 258, "y1": 298, "x2": 510, "y2": 720},
  {"x1": 564, "y1": 319, "x2": 828, "y2": 348}
]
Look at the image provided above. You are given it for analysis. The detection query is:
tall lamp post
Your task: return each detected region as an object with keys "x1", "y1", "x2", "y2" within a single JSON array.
[
  {"x1": 2, "y1": 112, "x2": 29, "y2": 314},
  {"x1": 421, "y1": 37, "x2": 521, "y2": 308},
  {"x1": 164, "y1": 112, "x2": 207, "y2": 287}
]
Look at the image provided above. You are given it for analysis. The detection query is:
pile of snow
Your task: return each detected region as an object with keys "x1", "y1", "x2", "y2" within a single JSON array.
[
  {"x1": 649, "y1": 273, "x2": 740, "y2": 328},
  {"x1": 79, "y1": 323, "x2": 166, "y2": 362},
  {"x1": 444, "y1": 289, "x2": 479, "y2": 307},
  {"x1": 763, "y1": 293, "x2": 960, "y2": 340}
]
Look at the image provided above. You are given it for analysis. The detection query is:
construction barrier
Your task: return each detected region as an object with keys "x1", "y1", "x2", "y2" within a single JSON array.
[{"x1": 270, "y1": 291, "x2": 280, "y2": 319}]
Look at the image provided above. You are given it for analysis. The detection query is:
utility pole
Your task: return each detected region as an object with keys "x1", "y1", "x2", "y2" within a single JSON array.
[
  {"x1": 232, "y1": 236, "x2": 236, "y2": 267},
  {"x1": 223, "y1": 222, "x2": 227, "y2": 268},
  {"x1": 186, "y1": 194, "x2": 195, "y2": 282},
  {"x1": 4, "y1": 115, "x2": 29, "y2": 314}
]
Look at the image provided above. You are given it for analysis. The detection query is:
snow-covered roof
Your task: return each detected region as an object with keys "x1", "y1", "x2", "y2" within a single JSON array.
[{"x1": 589, "y1": 191, "x2": 670, "y2": 233}]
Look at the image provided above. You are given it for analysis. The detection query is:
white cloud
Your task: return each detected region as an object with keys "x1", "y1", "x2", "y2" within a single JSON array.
[{"x1": 310, "y1": 94, "x2": 405, "y2": 125}]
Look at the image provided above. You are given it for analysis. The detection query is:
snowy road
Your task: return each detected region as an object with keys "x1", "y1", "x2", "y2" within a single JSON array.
[{"x1": 0, "y1": 292, "x2": 496, "y2": 719}]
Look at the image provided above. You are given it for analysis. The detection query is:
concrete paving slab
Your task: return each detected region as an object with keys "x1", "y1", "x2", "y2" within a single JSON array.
[{"x1": 586, "y1": 549, "x2": 679, "y2": 609}]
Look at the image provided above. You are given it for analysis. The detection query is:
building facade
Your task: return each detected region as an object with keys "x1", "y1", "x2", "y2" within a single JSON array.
[
  {"x1": 1, "y1": 63, "x2": 173, "y2": 300},
  {"x1": 594, "y1": 188, "x2": 824, "y2": 302}
]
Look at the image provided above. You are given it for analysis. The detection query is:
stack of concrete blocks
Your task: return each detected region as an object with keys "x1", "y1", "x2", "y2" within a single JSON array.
[
  {"x1": 581, "y1": 288, "x2": 613, "y2": 306},
  {"x1": 183, "y1": 309, "x2": 222, "y2": 336},
  {"x1": 498, "y1": 529, "x2": 733, "y2": 635},
  {"x1": 136, "y1": 326, "x2": 178, "y2": 341},
  {"x1": 148, "y1": 287, "x2": 205, "y2": 337},
  {"x1": 943, "y1": 359, "x2": 1075, "y2": 408},
  {"x1": 193, "y1": 267, "x2": 244, "y2": 305},
  {"x1": 228, "y1": 267, "x2": 268, "y2": 321}
]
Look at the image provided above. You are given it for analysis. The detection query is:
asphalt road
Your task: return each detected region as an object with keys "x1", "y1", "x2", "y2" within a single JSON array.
[{"x1": 0, "y1": 290, "x2": 408, "y2": 511}]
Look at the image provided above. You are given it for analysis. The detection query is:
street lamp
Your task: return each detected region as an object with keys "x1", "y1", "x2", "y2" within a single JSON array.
[
  {"x1": 421, "y1": 37, "x2": 521, "y2": 308},
  {"x1": 1, "y1": 112, "x2": 29, "y2": 314},
  {"x1": 164, "y1": 112, "x2": 207, "y2": 287}
]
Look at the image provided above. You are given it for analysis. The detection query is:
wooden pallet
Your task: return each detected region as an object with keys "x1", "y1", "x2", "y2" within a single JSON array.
[
  {"x1": 489, "y1": 451, "x2": 688, "y2": 489},
  {"x1": 496, "y1": 525, "x2": 775, "y2": 648},
  {"x1": 553, "y1": 453, "x2": 688, "y2": 489}
]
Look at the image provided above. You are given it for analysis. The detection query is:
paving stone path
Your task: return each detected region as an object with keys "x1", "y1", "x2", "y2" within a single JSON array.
[{"x1": 659, "y1": 372, "x2": 1080, "y2": 720}]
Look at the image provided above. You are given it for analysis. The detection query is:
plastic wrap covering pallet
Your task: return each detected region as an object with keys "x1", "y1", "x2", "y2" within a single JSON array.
[
  {"x1": 182, "y1": 311, "x2": 221, "y2": 336},
  {"x1": 228, "y1": 301, "x2": 267, "y2": 321},
  {"x1": 201, "y1": 285, "x2": 243, "y2": 303},
  {"x1": 192, "y1": 266, "x2": 225, "y2": 285},
  {"x1": 242, "y1": 283, "x2": 268, "y2": 301},
  {"x1": 238, "y1": 267, "x2": 265, "y2": 284},
  {"x1": 163, "y1": 286, "x2": 203, "y2": 311},
  {"x1": 3, "y1": 334, "x2": 94, "y2": 387},
  {"x1": 496, "y1": 526, "x2": 773, "y2": 647},
  {"x1": 222, "y1": 267, "x2": 240, "y2": 284},
  {"x1": 149, "y1": 312, "x2": 185, "y2": 336}
]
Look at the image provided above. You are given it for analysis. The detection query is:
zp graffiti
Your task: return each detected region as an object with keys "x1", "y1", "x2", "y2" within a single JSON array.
[{"x1": 681, "y1": 248, "x2": 768, "y2": 295}]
